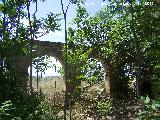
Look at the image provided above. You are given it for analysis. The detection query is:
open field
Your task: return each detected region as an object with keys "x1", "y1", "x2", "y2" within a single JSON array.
[
  {"x1": 32, "y1": 76, "x2": 65, "y2": 107},
  {"x1": 31, "y1": 76, "x2": 141, "y2": 120}
]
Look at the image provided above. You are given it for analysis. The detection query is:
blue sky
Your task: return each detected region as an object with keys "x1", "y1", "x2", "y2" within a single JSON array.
[
  {"x1": 0, "y1": 0, "x2": 108, "y2": 43},
  {"x1": 29, "y1": 0, "x2": 108, "y2": 42}
]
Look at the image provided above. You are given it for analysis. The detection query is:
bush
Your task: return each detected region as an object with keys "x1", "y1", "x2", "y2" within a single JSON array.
[
  {"x1": 136, "y1": 96, "x2": 160, "y2": 120},
  {"x1": 0, "y1": 100, "x2": 22, "y2": 120}
]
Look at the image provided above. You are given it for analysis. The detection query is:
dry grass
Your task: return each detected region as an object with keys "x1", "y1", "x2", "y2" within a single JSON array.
[
  {"x1": 38, "y1": 76, "x2": 65, "y2": 93},
  {"x1": 32, "y1": 76, "x2": 139, "y2": 120},
  {"x1": 32, "y1": 76, "x2": 65, "y2": 107}
]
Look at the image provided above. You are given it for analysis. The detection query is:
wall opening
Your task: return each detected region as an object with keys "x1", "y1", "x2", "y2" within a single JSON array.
[
  {"x1": 28, "y1": 55, "x2": 65, "y2": 106},
  {"x1": 81, "y1": 58, "x2": 106, "y2": 99}
]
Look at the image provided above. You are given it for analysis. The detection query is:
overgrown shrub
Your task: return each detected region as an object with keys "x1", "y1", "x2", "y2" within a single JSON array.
[
  {"x1": 136, "y1": 96, "x2": 160, "y2": 120},
  {"x1": 0, "y1": 100, "x2": 22, "y2": 120}
]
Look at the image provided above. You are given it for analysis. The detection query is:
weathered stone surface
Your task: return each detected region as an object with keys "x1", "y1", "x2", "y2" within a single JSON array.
[{"x1": 16, "y1": 40, "x2": 112, "y2": 101}]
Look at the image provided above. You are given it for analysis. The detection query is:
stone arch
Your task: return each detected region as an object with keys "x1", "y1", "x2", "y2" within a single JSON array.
[
  {"x1": 16, "y1": 40, "x2": 119, "y2": 101},
  {"x1": 91, "y1": 57, "x2": 111, "y2": 96},
  {"x1": 15, "y1": 40, "x2": 79, "y2": 103},
  {"x1": 89, "y1": 50, "x2": 112, "y2": 96},
  {"x1": 32, "y1": 40, "x2": 64, "y2": 64},
  {"x1": 15, "y1": 40, "x2": 65, "y2": 88},
  {"x1": 80, "y1": 58, "x2": 108, "y2": 98}
]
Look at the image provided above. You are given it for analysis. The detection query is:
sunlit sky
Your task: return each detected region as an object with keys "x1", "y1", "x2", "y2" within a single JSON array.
[
  {"x1": 29, "y1": 0, "x2": 108, "y2": 42},
  {"x1": 0, "y1": 0, "x2": 108, "y2": 76}
]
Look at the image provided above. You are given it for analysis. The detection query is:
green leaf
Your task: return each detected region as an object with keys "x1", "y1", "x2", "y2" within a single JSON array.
[
  {"x1": 155, "y1": 102, "x2": 160, "y2": 108},
  {"x1": 155, "y1": 64, "x2": 160, "y2": 68},
  {"x1": 151, "y1": 104, "x2": 157, "y2": 110},
  {"x1": 144, "y1": 96, "x2": 150, "y2": 104}
]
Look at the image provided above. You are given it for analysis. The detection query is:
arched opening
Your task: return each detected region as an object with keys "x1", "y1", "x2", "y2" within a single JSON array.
[
  {"x1": 124, "y1": 62, "x2": 137, "y2": 96},
  {"x1": 81, "y1": 58, "x2": 106, "y2": 99},
  {"x1": 28, "y1": 55, "x2": 65, "y2": 106}
]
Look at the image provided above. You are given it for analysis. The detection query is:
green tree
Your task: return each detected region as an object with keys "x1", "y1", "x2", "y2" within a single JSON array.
[
  {"x1": 67, "y1": 0, "x2": 160, "y2": 99},
  {"x1": 0, "y1": 0, "x2": 61, "y2": 119}
]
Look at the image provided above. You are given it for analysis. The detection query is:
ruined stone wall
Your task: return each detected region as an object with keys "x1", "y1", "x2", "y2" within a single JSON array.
[{"x1": 16, "y1": 40, "x2": 113, "y2": 100}]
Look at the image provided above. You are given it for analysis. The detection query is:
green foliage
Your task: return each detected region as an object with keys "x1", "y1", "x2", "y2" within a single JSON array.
[
  {"x1": 136, "y1": 96, "x2": 160, "y2": 120},
  {"x1": 0, "y1": 94, "x2": 59, "y2": 120},
  {"x1": 0, "y1": 0, "x2": 62, "y2": 119},
  {"x1": 81, "y1": 58, "x2": 105, "y2": 85},
  {"x1": 28, "y1": 101, "x2": 63, "y2": 120},
  {"x1": 0, "y1": 100, "x2": 22, "y2": 120},
  {"x1": 32, "y1": 55, "x2": 55, "y2": 73},
  {"x1": 67, "y1": 0, "x2": 160, "y2": 98},
  {"x1": 0, "y1": 0, "x2": 159, "y2": 119},
  {"x1": 151, "y1": 67, "x2": 160, "y2": 99},
  {"x1": 94, "y1": 99, "x2": 112, "y2": 116},
  {"x1": 41, "y1": 12, "x2": 61, "y2": 33}
]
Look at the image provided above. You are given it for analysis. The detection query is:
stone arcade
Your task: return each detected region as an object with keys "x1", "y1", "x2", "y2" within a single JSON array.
[{"x1": 16, "y1": 40, "x2": 111, "y2": 100}]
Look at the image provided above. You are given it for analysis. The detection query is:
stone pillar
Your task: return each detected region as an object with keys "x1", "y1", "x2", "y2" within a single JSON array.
[
  {"x1": 103, "y1": 59, "x2": 124, "y2": 99},
  {"x1": 15, "y1": 56, "x2": 30, "y2": 89},
  {"x1": 103, "y1": 61, "x2": 111, "y2": 96},
  {"x1": 65, "y1": 63, "x2": 81, "y2": 106}
]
